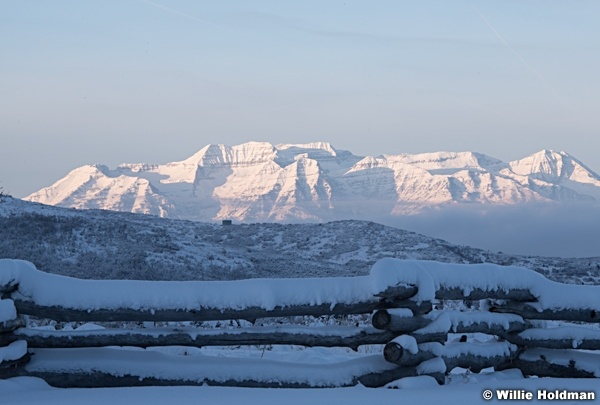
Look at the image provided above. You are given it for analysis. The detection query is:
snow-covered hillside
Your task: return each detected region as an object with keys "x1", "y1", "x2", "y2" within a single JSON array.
[
  {"x1": 24, "y1": 142, "x2": 600, "y2": 222},
  {"x1": 0, "y1": 198, "x2": 597, "y2": 284}
]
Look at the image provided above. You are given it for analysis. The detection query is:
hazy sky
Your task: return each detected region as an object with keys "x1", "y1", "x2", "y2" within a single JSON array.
[{"x1": 2, "y1": 0, "x2": 599, "y2": 198}]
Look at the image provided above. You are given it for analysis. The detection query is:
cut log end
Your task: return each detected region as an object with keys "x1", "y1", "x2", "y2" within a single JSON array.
[
  {"x1": 383, "y1": 342, "x2": 404, "y2": 363},
  {"x1": 372, "y1": 310, "x2": 392, "y2": 330}
]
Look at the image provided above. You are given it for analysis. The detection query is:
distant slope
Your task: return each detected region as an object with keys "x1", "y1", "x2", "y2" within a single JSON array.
[
  {"x1": 1, "y1": 198, "x2": 598, "y2": 284},
  {"x1": 24, "y1": 142, "x2": 600, "y2": 222}
]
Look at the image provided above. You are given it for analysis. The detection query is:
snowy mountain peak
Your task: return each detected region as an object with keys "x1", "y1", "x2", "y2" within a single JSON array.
[
  {"x1": 509, "y1": 149, "x2": 600, "y2": 183},
  {"x1": 25, "y1": 164, "x2": 107, "y2": 206},
  {"x1": 510, "y1": 149, "x2": 564, "y2": 175},
  {"x1": 181, "y1": 144, "x2": 231, "y2": 166},
  {"x1": 24, "y1": 143, "x2": 600, "y2": 222},
  {"x1": 75, "y1": 164, "x2": 111, "y2": 177},
  {"x1": 181, "y1": 142, "x2": 279, "y2": 168}
]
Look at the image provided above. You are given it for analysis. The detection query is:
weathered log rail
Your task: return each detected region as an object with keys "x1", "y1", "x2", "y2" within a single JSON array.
[
  {"x1": 1, "y1": 326, "x2": 403, "y2": 350},
  {"x1": 1, "y1": 258, "x2": 600, "y2": 387}
]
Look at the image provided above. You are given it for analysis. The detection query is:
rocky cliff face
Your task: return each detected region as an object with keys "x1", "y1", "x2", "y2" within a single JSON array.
[{"x1": 24, "y1": 142, "x2": 600, "y2": 222}]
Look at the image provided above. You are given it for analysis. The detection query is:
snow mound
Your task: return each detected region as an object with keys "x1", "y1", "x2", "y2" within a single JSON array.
[
  {"x1": 0, "y1": 340, "x2": 27, "y2": 362},
  {"x1": 0, "y1": 299, "x2": 17, "y2": 322},
  {"x1": 371, "y1": 259, "x2": 600, "y2": 311},
  {"x1": 390, "y1": 335, "x2": 418, "y2": 355}
]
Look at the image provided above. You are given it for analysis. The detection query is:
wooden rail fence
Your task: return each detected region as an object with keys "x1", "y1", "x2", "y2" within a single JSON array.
[{"x1": 1, "y1": 258, "x2": 599, "y2": 388}]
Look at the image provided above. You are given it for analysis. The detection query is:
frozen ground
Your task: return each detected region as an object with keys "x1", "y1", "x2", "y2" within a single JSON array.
[{"x1": 2, "y1": 373, "x2": 599, "y2": 405}]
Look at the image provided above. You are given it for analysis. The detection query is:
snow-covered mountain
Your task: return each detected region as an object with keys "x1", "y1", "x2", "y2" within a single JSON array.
[{"x1": 24, "y1": 142, "x2": 600, "y2": 222}]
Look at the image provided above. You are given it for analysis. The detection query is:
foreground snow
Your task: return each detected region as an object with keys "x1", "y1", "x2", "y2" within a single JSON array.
[{"x1": 2, "y1": 373, "x2": 598, "y2": 405}]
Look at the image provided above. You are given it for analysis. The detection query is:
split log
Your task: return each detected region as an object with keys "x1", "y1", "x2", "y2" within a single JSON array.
[
  {"x1": 497, "y1": 358, "x2": 596, "y2": 378},
  {"x1": 436, "y1": 287, "x2": 535, "y2": 302},
  {"x1": 0, "y1": 351, "x2": 31, "y2": 369},
  {"x1": 443, "y1": 352, "x2": 514, "y2": 373},
  {"x1": 384, "y1": 341, "x2": 517, "y2": 373},
  {"x1": 409, "y1": 332, "x2": 448, "y2": 344},
  {"x1": 505, "y1": 334, "x2": 600, "y2": 350},
  {"x1": 416, "y1": 311, "x2": 528, "y2": 337},
  {"x1": 451, "y1": 320, "x2": 526, "y2": 336},
  {"x1": 490, "y1": 302, "x2": 600, "y2": 323},
  {"x1": 358, "y1": 367, "x2": 445, "y2": 388},
  {"x1": 19, "y1": 370, "x2": 339, "y2": 389},
  {"x1": 13, "y1": 298, "x2": 395, "y2": 323},
  {"x1": 10, "y1": 326, "x2": 399, "y2": 350},
  {"x1": 0, "y1": 352, "x2": 31, "y2": 379},
  {"x1": 372, "y1": 310, "x2": 430, "y2": 332},
  {"x1": 505, "y1": 330, "x2": 600, "y2": 350},
  {"x1": 497, "y1": 347, "x2": 600, "y2": 378},
  {"x1": 374, "y1": 309, "x2": 526, "y2": 337},
  {"x1": 19, "y1": 347, "x2": 403, "y2": 389},
  {"x1": 374, "y1": 284, "x2": 418, "y2": 301}
]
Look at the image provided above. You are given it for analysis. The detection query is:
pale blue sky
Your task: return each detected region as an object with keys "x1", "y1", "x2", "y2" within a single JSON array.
[{"x1": 1, "y1": 0, "x2": 599, "y2": 198}]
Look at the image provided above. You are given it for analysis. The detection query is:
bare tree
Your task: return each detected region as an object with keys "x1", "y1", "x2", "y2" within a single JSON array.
[{"x1": 0, "y1": 185, "x2": 9, "y2": 202}]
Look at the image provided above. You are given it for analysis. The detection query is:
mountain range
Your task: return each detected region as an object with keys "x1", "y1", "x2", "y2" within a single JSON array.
[{"x1": 24, "y1": 142, "x2": 600, "y2": 222}]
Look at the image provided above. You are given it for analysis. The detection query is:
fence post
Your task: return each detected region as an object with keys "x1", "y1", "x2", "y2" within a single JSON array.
[{"x1": 0, "y1": 298, "x2": 30, "y2": 378}]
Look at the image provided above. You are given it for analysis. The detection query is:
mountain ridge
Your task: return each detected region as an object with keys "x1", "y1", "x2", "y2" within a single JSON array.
[
  {"x1": 1, "y1": 197, "x2": 598, "y2": 284},
  {"x1": 24, "y1": 142, "x2": 600, "y2": 222}
]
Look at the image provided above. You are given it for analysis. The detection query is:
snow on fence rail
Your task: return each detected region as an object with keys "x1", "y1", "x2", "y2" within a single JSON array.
[{"x1": 1, "y1": 258, "x2": 600, "y2": 388}]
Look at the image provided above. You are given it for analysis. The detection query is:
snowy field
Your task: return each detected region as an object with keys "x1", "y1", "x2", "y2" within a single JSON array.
[{"x1": 2, "y1": 373, "x2": 598, "y2": 405}]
